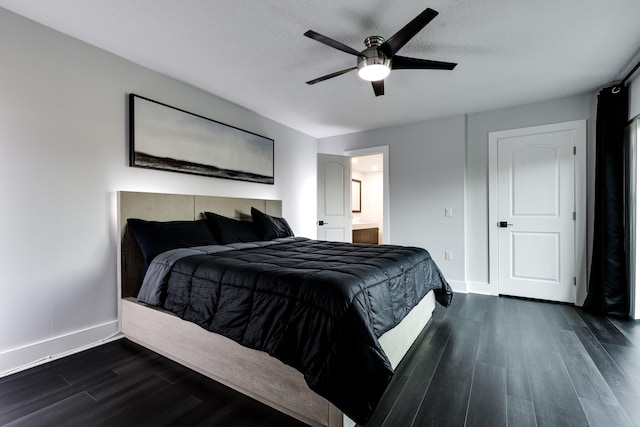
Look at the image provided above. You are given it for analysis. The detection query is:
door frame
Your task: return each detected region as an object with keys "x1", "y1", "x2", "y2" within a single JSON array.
[
  {"x1": 488, "y1": 120, "x2": 587, "y2": 304},
  {"x1": 344, "y1": 145, "x2": 390, "y2": 244}
]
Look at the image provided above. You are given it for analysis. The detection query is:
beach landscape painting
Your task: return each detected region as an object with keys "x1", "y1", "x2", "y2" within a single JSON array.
[{"x1": 129, "y1": 94, "x2": 274, "y2": 184}]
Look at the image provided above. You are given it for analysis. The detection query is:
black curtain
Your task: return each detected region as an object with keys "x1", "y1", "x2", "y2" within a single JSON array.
[{"x1": 584, "y1": 85, "x2": 629, "y2": 317}]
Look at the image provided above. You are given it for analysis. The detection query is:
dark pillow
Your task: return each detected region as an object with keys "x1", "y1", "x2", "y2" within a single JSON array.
[
  {"x1": 204, "y1": 211, "x2": 259, "y2": 244},
  {"x1": 127, "y1": 219, "x2": 218, "y2": 265},
  {"x1": 251, "y1": 207, "x2": 294, "y2": 240}
]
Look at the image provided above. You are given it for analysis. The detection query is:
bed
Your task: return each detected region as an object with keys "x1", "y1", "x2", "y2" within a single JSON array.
[{"x1": 117, "y1": 191, "x2": 451, "y2": 426}]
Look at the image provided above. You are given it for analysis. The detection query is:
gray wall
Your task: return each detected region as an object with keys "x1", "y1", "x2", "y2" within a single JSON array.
[
  {"x1": 319, "y1": 94, "x2": 595, "y2": 299},
  {"x1": 319, "y1": 115, "x2": 467, "y2": 289},
  {"x1": 0, "y1": 8, "x2": 318, "y2": 373}
]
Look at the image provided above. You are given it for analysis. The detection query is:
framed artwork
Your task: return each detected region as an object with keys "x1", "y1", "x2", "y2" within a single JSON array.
[
  {"x1": 129, "y1": 94, "x2": 274, "y2": 184},
  {"x1": 352, "y1": 179, "x2": 362, "y2": 213}
]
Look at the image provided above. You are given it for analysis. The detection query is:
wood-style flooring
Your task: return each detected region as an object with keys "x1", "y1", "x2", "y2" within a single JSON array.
[{"x1": 1, "y1": 293, "x2": 639, "y2": 426}]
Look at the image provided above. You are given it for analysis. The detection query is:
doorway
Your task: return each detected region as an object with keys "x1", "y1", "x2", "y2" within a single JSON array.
[
  {"x1": 488, "y1": 120, "x2": 587, "y2": 303},
  {"x1": 345, "y1": 146, "x2": 389, "y2": 244},
  {"x1": 351, "y1": 153, "x2": 384, "y2": 244}
]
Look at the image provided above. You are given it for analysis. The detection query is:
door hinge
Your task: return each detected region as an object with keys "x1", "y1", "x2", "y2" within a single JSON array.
[
  {"x1": 573, "y1": 146, "x2": 576, "y2": 155},
  {"x1": 574, "y1": 277, "x2": 577, "y2": 286},
  {"x1": 573, "y1": 211, "x2": 576, "y2": 221}
]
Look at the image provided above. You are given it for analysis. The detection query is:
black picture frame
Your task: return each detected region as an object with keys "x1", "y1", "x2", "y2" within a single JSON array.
[
  {"x1": 129, "y1": 94, "x2": 274, "y2": 184},
  {"x1": 352, "y1": 179, "x2": 362, "y2": 213}
]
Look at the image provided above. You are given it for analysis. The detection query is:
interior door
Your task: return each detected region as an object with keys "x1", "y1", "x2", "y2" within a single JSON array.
[
  {"x1": 317, "y1": 154, "x2": 351, "y2": 242},
  {"x1": 490, "y1": 122, "x2": 584, "y2": 303}
]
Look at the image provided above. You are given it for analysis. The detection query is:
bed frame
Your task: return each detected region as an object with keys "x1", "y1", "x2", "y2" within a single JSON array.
[{"x1": 117, "y1": 191, "x2": 436, "y2": 427}]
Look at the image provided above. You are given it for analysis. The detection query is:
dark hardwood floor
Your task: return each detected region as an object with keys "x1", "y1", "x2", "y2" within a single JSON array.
[
  {"x1": 1, "y1": 293, "x2": 638, "y2": 426},
  {"x1": 366, "y1": 293, "x2": 640, "y2": 427},
  {"x1": 0, "y1": 339, "x2": 307, "y2": 427}
]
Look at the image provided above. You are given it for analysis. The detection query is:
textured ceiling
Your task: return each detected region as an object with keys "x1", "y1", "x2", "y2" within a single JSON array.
[{"x1": 2, "y1": 0, "x2": 640, "y2": 138}]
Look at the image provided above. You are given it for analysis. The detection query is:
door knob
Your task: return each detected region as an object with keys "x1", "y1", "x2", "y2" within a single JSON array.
[
  {"x1": 498, "y1": 221, "x2": 513, "y2": 228},
  {"x1": 318, "y1": 220, "x2": 328, "y2": 226}
]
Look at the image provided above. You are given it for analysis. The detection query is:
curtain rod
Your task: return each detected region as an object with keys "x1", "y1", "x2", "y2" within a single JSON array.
[
  {"x1": 620, "y1": 57, "x2": 640, "y2": 87},
  {"x1": 611, "y1": 57, "x2": 640, "y2": 93}
]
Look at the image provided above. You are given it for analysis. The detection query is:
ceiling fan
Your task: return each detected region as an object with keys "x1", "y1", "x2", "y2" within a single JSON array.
[{"x1": 304, "y1": 7, "x2": 457, "y2": 96}]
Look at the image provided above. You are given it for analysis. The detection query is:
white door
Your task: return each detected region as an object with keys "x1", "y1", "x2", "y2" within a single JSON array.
[
  {"x1": 317, "y1": 154, "x2": 351, "y2": 242},
  {"x1": 489, "y1": 121, "x2": 586, "y2": 303}
]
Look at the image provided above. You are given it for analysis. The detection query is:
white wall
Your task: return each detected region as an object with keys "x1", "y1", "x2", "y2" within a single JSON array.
[
  {"x1": 361, "y1": 171, "x2": 384, "y2": 226},
  {"x1": 0, "y1": 8, "x2": 317, "y2": 374},
  {"x1": 319, "y1": 115, "x2": 467, "y2": 290},
  {"x1": 352, "y1": 170, "x2": 383, "y2": 224},
  {"x1": 352, "y1": 169, "x2": 384, "y2": 243}
]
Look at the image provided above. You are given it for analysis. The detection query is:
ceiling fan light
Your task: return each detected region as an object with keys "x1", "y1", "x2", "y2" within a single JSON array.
[{"x1": 358, "y1": 64, "x2": 390, "y2": 81}]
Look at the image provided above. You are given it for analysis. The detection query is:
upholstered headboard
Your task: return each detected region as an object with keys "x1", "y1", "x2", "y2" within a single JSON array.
[{"x1": 117, "y1": 191, "x2": 282, "y2": 298}]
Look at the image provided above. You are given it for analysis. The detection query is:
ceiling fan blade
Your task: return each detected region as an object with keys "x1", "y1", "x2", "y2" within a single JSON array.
[
  {"x1": 379, "y1": 8, "x2": 438, "y2": 57},
  {"x1": 392, "y1": 55, "x2": 457, "y2": 70},
  {"x1": 306, "y1": 67, "x2": 357, "y2": 85},
  {"x1": 372, "y1": 80, "x2": 384, "y2": 97},
  {"x1": 304, "y1": 30, "x2": 361, "y2": 56}
]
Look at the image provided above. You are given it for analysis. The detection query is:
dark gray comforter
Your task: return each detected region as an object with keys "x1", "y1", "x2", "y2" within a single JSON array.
[{"x1": 137, "y1": 237, "x2": 451, "y2": 424}]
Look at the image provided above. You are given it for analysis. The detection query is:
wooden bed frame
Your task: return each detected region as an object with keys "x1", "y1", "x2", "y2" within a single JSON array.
[{"x1": 116, "y1": 191, "x2": 436, "y2": 427}]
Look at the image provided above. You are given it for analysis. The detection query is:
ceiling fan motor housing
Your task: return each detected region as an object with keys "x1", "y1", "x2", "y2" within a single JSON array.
[{"x1": 357, "y1": 36, "x2": 391, "y2": 81}]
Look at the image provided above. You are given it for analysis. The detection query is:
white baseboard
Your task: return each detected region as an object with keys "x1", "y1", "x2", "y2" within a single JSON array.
[
  {"x1": 467, "y1": 281, "x2": 498, "y2": 296},
  {"x1": 447, "y1": 280, "x2": 468, "y2": 293},
  {"x1": 0, "y1": 320, "x2": 121, "y2": 377},
  {"x1": 447, "y1": 280, "x2": 499, "y2": 296}
]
